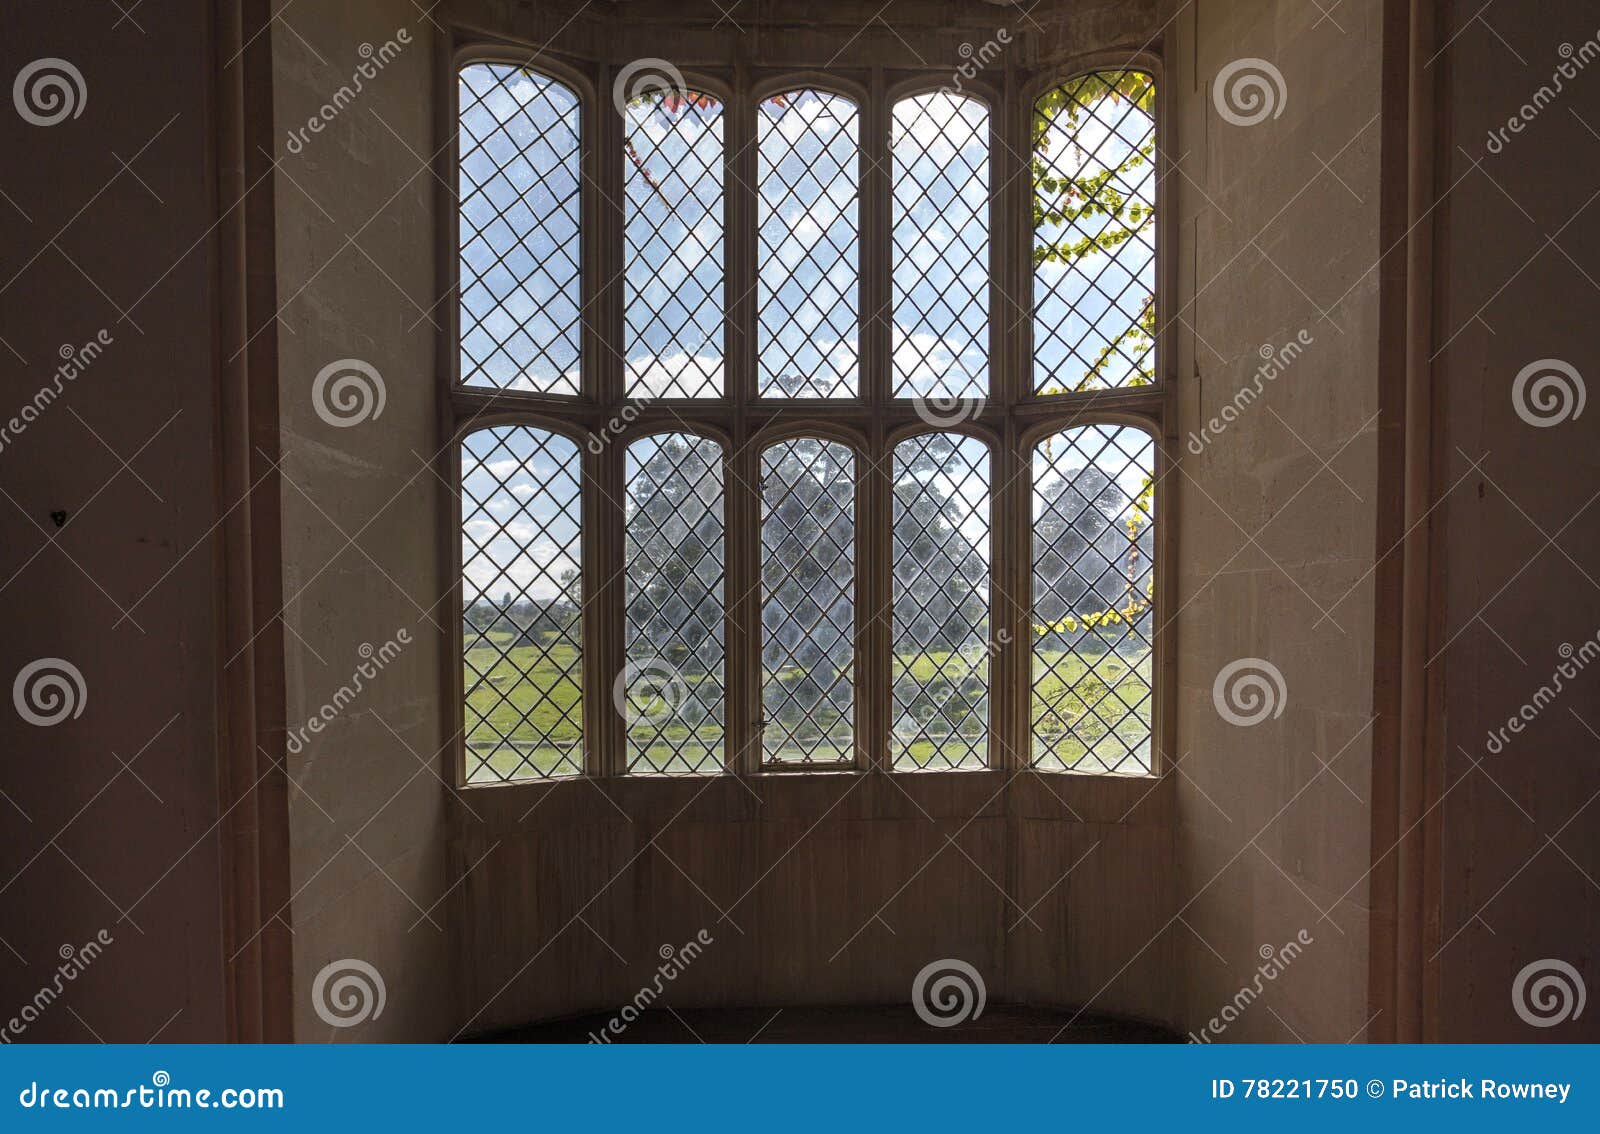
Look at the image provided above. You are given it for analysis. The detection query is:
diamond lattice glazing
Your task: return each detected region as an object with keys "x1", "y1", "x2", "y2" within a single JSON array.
[
  {"x1": 1030, "y1": 425, "x2": 1155, "y2": 773},
  {"x1": 757, "y1": 90, "x2": 860, "y2": 398},
  {"x1": 623, "y1": 432, "x2": 726, "y2": 772},
  {"x1": 1032, "y1": 71, "x2": 1157, "y2": 394},
  {"x1": 459, "y1": 64, "x2": 583, "y2": 394},
  {"x1": 624, "y1": 91, "x2": 726, "y2": 398},
  {"x1": 461, "y1": 425, "x2": 584, "y2": 781},
  {"x1": 892, "y1": 92, "x2": 990, "y2": 400},
  {"x1": 761, "y1": 438, "x2": 855, "y2": 763},
  {"x1": 891, "y1": 433, "x2": 991, "y2": 769}
]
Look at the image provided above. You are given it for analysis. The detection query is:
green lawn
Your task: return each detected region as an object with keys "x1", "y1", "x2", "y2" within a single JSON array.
[
  {"x1": 889, "y1": 647, "x2": 988, "y2": 770},
  {"x1": 1030, "y1": 648, "x2": 1153, "y2": 773},
  {"x1": 465, "y1": 633, "x2": 1152, "y2": 780},
  {"x1": 465, "y1": 631, "x2": 582, "y2": 781}
]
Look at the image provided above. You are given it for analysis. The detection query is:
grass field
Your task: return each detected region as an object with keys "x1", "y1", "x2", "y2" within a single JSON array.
[
  {"x1": 465, "y1": 632, "x2": 1152, "y2": 780},
  {"x1": 1030, "y1": 647, "x2": 1154, "y2": 774},
  {"x1": 465, "y1": 630, "x2": 582, "y2": 781}
]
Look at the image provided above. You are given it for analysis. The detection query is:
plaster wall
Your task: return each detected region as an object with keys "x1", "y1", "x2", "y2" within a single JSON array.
[
  {"x1": 1169, "y1": 0, "x2": 1385, "y2": 1043},
  {"x1": 0, "y1": 0, "x2": 227, "y2": 1042},
  {"x1": 1429, "y1": 0, "x2": 1600, "y2": 1042},
  {"x1": 270, "y1": 0, "x2": 454, "y2": 1041}
]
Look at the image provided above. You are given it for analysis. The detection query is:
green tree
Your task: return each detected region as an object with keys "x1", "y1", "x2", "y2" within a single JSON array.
[
  {"x1": 1032, "y1": 72, "x2": 1157, "y2": 393},
  {"x1": 624, "y1": 434, "x2": 724, "y2": 674}
]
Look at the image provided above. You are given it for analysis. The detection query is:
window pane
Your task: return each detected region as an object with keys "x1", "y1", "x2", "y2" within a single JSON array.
[
  {"x1": 461, "y1": 426, "x2": 583, "y2": 781},
  {"x1": 757, "y1": 90, "x2": 860, "y2": 398},
  {"x1": 891, "y1": 434, "x2": 991, "y2": 769},
  {"x1": 891, "y1": 92, "x2": 989, "y2": 400},
  {"x1": 1030, "y1": 425, "x2": 1155, "y2": 774},
  {"x1": 624, "y1": 91, "x2": 725, "y2": 398},
  {"x1": 761, "y1": 438, "x2": 854, "y2": 764},
  {"x1": 458, "y1": 64, "x2": 582, "y2": 394},
  {"x1": 623, "y1": 433, "x2": 725, "y2": 773},
  {"x1": 1032, "y1": 71, "x2": 1156, "y2": 394}
]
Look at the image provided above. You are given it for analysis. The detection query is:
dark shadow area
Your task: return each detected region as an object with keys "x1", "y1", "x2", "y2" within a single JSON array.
[{"x1": 477, "y1": 1003, "x2": 1184, "y2": 1043}]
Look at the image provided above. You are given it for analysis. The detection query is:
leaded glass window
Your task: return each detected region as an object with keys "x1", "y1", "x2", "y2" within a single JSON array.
[
  {"x1": 458, "y1": 64, "x2": 583, "y2": 394},
  {"x1": 1032, "y1": 71, "x2": 1157, "y2": 393},
  {"x1": 891, "y1": 92, "x2": 989, "y2": 400},
  {"x1": 891, "y1": 433, "x2": 991, "y2": 770},
  {"x1": 757, "y1": 90, "x2": 860, "y2": 398},
  {"x1": 623, "y1": 90, "x2": 725, "y2": 398},
  {"x1": 461, "y1": 425, "x2": 583, "y2": 781},
  {"x1": 760, "y1": 438, "x2": 855, "y2": 764},
  {"x1": 1031, "y1": 425, "x2": 1156, "y2": 774},
  {"x1": 622, "y1": 433, "x2": 726, "y2": 773}
]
